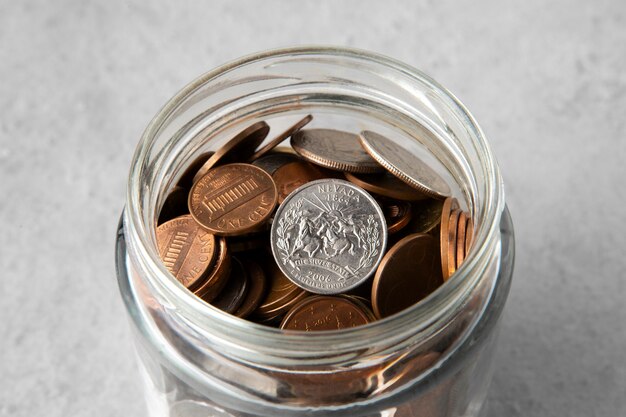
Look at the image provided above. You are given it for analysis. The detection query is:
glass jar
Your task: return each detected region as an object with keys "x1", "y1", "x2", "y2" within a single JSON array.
[{"x1": 115, "y1": 46, "x2": 514, "y2": 417}]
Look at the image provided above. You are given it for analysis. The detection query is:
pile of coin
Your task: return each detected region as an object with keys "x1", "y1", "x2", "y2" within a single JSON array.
[{"x1": 155, "y1": 115, "x2": 473, "y2": 330}]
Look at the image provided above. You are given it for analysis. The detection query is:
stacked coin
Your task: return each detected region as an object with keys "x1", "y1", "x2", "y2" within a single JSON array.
[{"x1": 155, "y1": 116, "x2": 474, "y2": 329}]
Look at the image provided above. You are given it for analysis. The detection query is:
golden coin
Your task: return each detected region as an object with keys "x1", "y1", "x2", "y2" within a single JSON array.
[
  {"x1": 359, "y1": 131, "x2": 451, "y2": 199},
  {"x1": 255, "y1": 259, "x2": 308, "y2": 318},
  {"x1": 344, "y1": 171, "x2": 428, "y2": 201},
  {"x1": 439, "y1": 197, "x2": 459, "y2": 282},
  {"x1": 371, "y1": 233, "x2": 443, "y2": 319},
  {"x1": 456, "y1": 211, "x2": 467, "y2": 269},
  {"x1": 291, "y1": 129, "x2": 384, "y2": 173},
  {"x1": 192, "y1": 122, "x2": 269, "y2": 184},
  {"x1": 156, "y1": 215, "x2": 217, "y2": 290},
  {"x1": 189, "y1": 163, "x2": 278, "y2": 236},
  {"x1": 408, "y1": 199, "x2": 444, "y2": 234},
  {"x1": 248, "y1": 115, "x2": 313, "y2": 161}
]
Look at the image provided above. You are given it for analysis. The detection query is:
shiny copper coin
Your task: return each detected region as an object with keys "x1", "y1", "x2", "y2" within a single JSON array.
[
  {"x1": 371, "y1": 233, "x2": 443, "y2": 319},
  {"x1": 251, "y1": 151, "x2": 301, "y2": 175},
  {"x1": 210, "y1": 257, "x2": 248, "y2": 314},
  {"x1": 439, "y1": 197, "x2": 459, "y2": 282},
  {"x1": 456, "y1": 211, "x2": 468, "y2": 269},
  {"x1": 255, "y1": 259, "x2": 307, "y2": 318},
  {"x1": 272, "y1": 161, "x2": 326, "y2": 203},
  {"x1": 359, "y1": 131, "x2": 451, "y2": 199},
  {"x1": 158, "y1": 186, "x2": 190, "y2": 225},
  {"x1": 344, "y1": 171, "x2": 428, "y2": 201},
  {"x1": 192, "y1": 122, "x2": 270, "y2": 184},
  {"x1": 291, "y1": 129, "x2": 384, "y2": 173},
  {"x1": 380, "y1": 200, "x2": 412, "y2": 234},
  {"x1": 177, "y1": 152, "x2": 213, "y2": 189},
  {"x1": 446, "y1": 209, "x2": 462, "y2": 281},
  {"x1": 189, "y1": 163, "x2": 278, "y2": 236},
  {"x1": 409, "y1": 198, "x2": 444, "y2": 234},
  {"x1": 234, "y1": 258, "x2": 268, "y2": 318},
  {"x1": 156, "y1": 215, "x2": 217, "y2": 289},
  {"x1": 192, "y1": 237, "x2": 231, "y2": 302},
  {"x1": 465, "y1": 216, "x2": 474, "y2": 257},
  {"x1": 248, "y1": 115, "x2": 313, "y2": 161},
  {"x1": 280, "y1": 295, "x2": 373, "y2": 331}
]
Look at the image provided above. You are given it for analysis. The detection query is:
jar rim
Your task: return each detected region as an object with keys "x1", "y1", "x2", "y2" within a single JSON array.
[{"x1": 123, "y1": 45, "x2": 505, "y2": 360}]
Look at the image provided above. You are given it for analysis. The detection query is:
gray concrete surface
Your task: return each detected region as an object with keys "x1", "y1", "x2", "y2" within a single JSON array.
[{"x1": 1, "y1": 1, "x2": 625, "y2": 416}]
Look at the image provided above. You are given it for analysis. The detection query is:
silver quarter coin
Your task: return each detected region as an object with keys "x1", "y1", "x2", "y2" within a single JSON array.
[
  {"x1": 271, "y1": 179, "x2": 387, "y2": 294},
  {"x1": 291, "y1": 129, "x2": 384, "y2": 173},
  {"x1": 359, "y1": 130, "x2": 451, "y2": 199}
]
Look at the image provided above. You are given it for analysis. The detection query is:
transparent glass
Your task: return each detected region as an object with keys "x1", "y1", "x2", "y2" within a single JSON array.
[{"x1": 115, "y1": 47, "x2": 515, "y2": 417}]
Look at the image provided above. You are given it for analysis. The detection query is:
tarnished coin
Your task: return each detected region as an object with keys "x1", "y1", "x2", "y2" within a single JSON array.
[
  {"x1": 344, "y1": 172, "x2": 428, "y2": 201},
  {"x1": 255, "y1": 259, "x2": 308, "y2": 319},
  {"x1": 192, "y1": 122, "x2": 270, "y2": 184},
  {"x1": 439, "y1": 197, "x2": 459, "y2": 282},
  {"x1": 248, "y1": 115, "x2": 313, "y2": 161},
  {"x1": 291, "y1": 129, "x2": 384, "y2": 173},
  {"x1": 272, "y1": 161, "x2": 326, "y2": 204},
  {"x1": 446, "y1": 209, "x2": 462, "y2": 281},
  {"x1": 280, "y1": 295, "x2": 373, "y2": 331},
  {"x1": 227, "y1": 231, "x2": 268, "y2": 253},
  {"x1": 359, "y1": 131, "x2": 451, "y2": 199},
  {"x1": 156, "y1": 215, "x2": 217, "y2": 289},
  {"x1": 192, "y1": 237, "x2": 231, "y2": 302},
  {"x1": 252, "y1": 151, "x2": 301, "y2": 175},
  {"x1": 177, "y1": 152, "x2": 213, "y2": 189},
  {"x1": 371, "y1": 233, "x2": 443, "y2": 319},
  {"x1": 234, "y1": 258, "x2": 268, "y2": 318},
  {"x1": 189, "y1": 163, "x2": 278, "y2": 236},
  {"x1": 211, "y1": 257, "x2": 248, "y2": 314},
  {"x1": 271, "y1": 179, "x2": 387, "y2": 294},
  {"x1": 456, "y1": 211, "x2": 467, "y2": 269},
  {"x1": 409, "y1": 199, "x2": 444, "y2": 234},
  {"x1": 158, "y1": 186, "x2": 190, "y2": 225}
]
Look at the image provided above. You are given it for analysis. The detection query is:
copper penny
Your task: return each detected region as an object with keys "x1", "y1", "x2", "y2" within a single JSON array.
[
  {"x1": 371, "y1": 233, "x2": 443, "y2": 319},
  {"x1": 252, "y1": 151, "x2": 301, "y2": 175},
  {"x1": 248, "y1": 115, "x2": 313, "y2": 161},
  {"x1": 344, "y1": 171, "x2": 428, "y2": 201},
  {"x1": 192, "y1": 237, "x2": 231, "y2": 302},
  {"x1": 210, "y1": 257, "x2": 248, "y2": 314},
  {"x1": 156, "y1": 215, "x2": 217, "y2": 289},
  {"x1": 465, "y1": 216, "x2": 474, "y2": 257},
  {"x1": 255, "y1": 259, "x2": 307, "y2": 318},
  {"x1": 380, "y1": 200, "x2": 412, "y2": 234},
  {"x1": 291, "y1": 129, "x2": 384, "y2": 173},
  {"x1": 157, "y1": 186, "x2": 189, "y2": 225},
  {"x1": 456, "y1": 211, "x2": 467, "y2": 269},
  {"x1": 359, "y1": 131, "x2": 451, "y2": 199},
  {"x1": 439, "y1": 197, "x2": 459, "y2": 282},
  {"x1": 233, "y1": 258, "x2": 268, "y2": 318},
  {"x1": 272, "y1": 161, "x2": 326, "y2": 203},
  {"x1": 192, "y1": 121, "x2": 270, "y2": 184},
  {"x1": 446, "y1": 209, "x2": 462, "y2": 281},
  {"x1": 177, "y1": 152, "x2": 214, "y2": 189},
  {"x1": 280, "y1": 295, "x2": 372, "y2": 331},
  {"x1": 409, "y1": 198, "x2": 444, "y2": 234},
  {"x1": 189, "y1": 163, "x2": 278, "y2": 236}
]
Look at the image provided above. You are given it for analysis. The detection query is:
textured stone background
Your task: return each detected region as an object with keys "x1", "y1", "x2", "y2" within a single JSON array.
[{"x1": 1, "y1": 1, "x2": 625, "y2": 416}]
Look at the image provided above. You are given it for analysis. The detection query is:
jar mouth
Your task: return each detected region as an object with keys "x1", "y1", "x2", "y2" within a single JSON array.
[{"x1": 124, "y1": 46, "x2": 504, "y2": 360}]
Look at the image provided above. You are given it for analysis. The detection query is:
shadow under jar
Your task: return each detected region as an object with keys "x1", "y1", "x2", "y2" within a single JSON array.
[{"x1": 116, "y1": 47, "x2": 514, "y2": 417}]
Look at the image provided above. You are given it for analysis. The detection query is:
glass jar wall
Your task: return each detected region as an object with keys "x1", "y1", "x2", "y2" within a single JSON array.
[{"x1": 115, "y1": 47, "x2": 514, "y2": 417}]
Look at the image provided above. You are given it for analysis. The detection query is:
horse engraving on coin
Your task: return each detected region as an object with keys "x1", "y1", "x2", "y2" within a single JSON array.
[{"x1": 271, "y1": 179, "x2": 387, "y2": 294}]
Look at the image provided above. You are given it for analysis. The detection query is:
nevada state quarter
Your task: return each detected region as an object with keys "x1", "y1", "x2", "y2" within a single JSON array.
[{"x1": 271, "y1": 179, "x2": 387, "y2": 294}]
